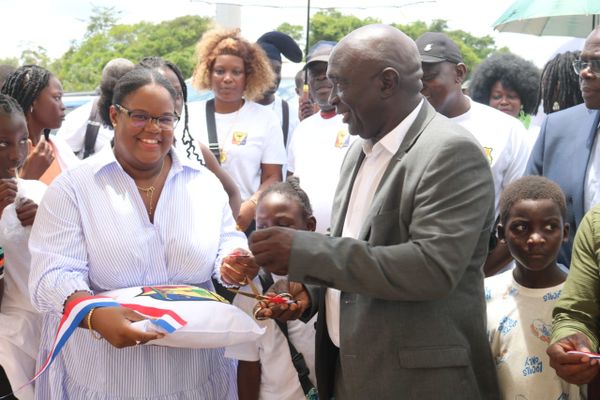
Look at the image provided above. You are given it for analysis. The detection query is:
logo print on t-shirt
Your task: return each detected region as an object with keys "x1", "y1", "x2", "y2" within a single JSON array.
[
  {"x1": 232, "y1": 131, "x2": 248, "y2": 145},
  {"x1": 335, "y1": 129, "x2": 350, "y2": 148},
  {"x1": 484, "y1": 147, "x2": 493, "y2": 164},
  {"x1": 530, "y1": 319, "x2": 552, "y2": 343}
]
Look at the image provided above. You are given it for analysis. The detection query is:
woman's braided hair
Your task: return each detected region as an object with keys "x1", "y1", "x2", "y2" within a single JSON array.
[
  {"x1": 1, "y1": 65, "x2": 51, "y2": 113},
  {"x1": 535, "y1": 51, "x2": 583, "y2": 114},
  {"x1": 258, "y1": 176, "x2": 313, "y2": 220}
]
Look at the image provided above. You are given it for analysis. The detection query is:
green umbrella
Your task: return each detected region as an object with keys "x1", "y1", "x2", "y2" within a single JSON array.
[{"x1": 493, "y1": 0, "x2": 600, "y2": 38}]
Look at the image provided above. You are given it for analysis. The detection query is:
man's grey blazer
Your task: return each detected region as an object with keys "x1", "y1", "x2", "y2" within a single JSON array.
[{"x1": 289, "y1": 101, "x2": 500, "y2": 399}]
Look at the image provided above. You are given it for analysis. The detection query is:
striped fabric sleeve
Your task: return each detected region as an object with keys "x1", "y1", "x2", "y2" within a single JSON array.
[{"x1": 0, "y1": 246, "x2": 4, "y2": 279}]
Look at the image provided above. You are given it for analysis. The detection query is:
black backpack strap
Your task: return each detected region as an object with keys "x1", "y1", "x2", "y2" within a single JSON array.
[
  {"x1": 83, "y1": 99, "x2": 101, "y2": 159},
  {"x1": 205, "y1": 99, "x2": 221, "y2": 164},
  {"x1": 281, "y1": 99, "x2": 289, "y2": 148},
  {"x1": 258, "y1": 269, "x2": 316, "y2": 396}
]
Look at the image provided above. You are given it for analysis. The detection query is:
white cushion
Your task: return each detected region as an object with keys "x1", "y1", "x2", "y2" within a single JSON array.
[{"x1": 99, "y1": 285, "x2": 265, "y2": 349}]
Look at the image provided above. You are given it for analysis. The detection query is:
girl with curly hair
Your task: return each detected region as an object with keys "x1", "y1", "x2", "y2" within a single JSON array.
[
  {"x1": 188, "y1": 28, "x2": 286, "y2": 233},
  {"x1": 470, "y1": 52, "x2": 540, "y2": 122}
]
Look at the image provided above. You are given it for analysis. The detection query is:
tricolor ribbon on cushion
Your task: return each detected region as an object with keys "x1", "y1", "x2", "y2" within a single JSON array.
[
  {"x1": 121, "y1": 303, "x2": 187, "y2": 333},
  {"x1": 0, "y1": 296, "x2": 188, "y2": 399}
]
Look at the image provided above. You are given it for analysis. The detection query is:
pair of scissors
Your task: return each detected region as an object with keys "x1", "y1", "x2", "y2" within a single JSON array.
[{"x1": 228, "y1": 276, "x2": 295, "y2": 306}]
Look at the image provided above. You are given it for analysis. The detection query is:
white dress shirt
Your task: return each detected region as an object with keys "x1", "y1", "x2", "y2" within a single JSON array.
[{"x1": 325, "y1": 100, "x2": 423, "y2": 347}]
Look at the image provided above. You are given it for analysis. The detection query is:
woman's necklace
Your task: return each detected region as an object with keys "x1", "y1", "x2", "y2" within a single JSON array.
[{"x1": 136, "y1": 160, "x2": 166, "y2": 217}]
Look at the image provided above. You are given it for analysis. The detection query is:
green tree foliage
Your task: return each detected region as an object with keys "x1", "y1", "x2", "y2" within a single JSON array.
[
  {"x1": 85, "y1": 5, "x2": 121, "y2": 39},
  {"x1": 277, "y1": 12, "x2": 497, "y2": 73},
  {"x1": 52, "y1": 12, "x2": 212, "y2": 91},
  {"x1": 309, "y1": 10, "x2": 380, "y2": 49},
  {"x1": 0, "y1": 57, "x2": 19, "y2": 68},
  {"x1": 20, "y1": 46, "x2": 50, "y2": 68},
  {"x1": 393, "y1": 19, "x2": 497, "y2": 75}
]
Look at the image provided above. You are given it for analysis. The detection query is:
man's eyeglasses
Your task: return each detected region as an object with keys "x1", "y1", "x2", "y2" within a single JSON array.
[
  {"x1": 114, "y1": 104, "x2": 180, "y2": 130},
  {"x1": 572, "y1": 59, "x2": 600, "y2": 77}
]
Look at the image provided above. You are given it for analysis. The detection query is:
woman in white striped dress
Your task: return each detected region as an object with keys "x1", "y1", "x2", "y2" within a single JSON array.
[{"x1": 28, "y1": 67, "x2": 256, "y2": 399}]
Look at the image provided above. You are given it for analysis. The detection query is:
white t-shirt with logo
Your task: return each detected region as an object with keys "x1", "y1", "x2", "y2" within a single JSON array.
[
  {"x1": 287, "y1": 113, "x2": 356, "y2": 234},
  {"x1": 186, "y1": 100, "x2": 287, "y2": 200},
  {"x1": 485, "y1": 270, "x2": 582, "y2": 400},
  {"x1": 451, "y1": 98, "x2": 531, "y2": 216}
]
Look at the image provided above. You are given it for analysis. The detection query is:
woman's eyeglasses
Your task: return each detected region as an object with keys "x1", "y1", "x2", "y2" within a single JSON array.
[{"x1": 115, "y1": 104, "x2": 180, "y2": 130}]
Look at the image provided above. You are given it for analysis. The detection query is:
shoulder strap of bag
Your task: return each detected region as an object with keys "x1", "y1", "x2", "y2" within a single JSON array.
[
  {"x1": 282, "y1": 99, "x2": 289, "y2": 148},
  {"x1": 258, "y1": 269, "x2": 315, "y2": 396},
  {"x1": 83, "y1": 99, "x2": 101, "y2": 159},
  {"x1": 205, "y1": 99, "x2": 221, "y2": 164}
]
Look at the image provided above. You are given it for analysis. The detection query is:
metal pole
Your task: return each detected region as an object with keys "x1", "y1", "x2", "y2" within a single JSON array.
[{"x1": 304, "y1": 0, "x2": 311, "y2": 84}]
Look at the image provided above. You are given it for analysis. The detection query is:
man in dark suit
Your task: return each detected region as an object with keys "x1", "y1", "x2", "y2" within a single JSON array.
[
  {"x1": 249, "y1": 24, "x2": 499, "y2": 399},
  {"x1": 527, "y1": 26, "x2": 600, "y2": 267}
]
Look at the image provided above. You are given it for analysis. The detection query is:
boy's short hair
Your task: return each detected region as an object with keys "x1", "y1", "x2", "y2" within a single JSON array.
[{"x1": 499, "y1": 176, "x2": 566, "y2": 224}]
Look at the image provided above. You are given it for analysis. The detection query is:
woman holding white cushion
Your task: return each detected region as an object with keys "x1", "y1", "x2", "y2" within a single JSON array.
[{"x1": 28, "y1": 67, "x2": 257, "y2": 399}]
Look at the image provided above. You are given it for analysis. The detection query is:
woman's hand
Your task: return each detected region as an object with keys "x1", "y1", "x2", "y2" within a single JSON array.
[
  {"x1": 547, "y1": 332, "x2": 600, "y2": 384},
  {"x1": 89, "y1": 306, "x2": 165, "y2": 348},
  {"x1": 0, "y1": 179, "x2": 17, "y2": 217},
  {"x1": 220, "y1": 248, "x2": 259, "y2": 286},
  {"x1": 236, "y1": 200, "x2": 256, "y2": 232},
  {"x1": 16, "y1": 198, "x2": 38, "y2": 226},
  {"x1": 20, "y1": 138, "x2": 54, "y2": 180},
  {"x1": 255, "y1": 280, "x2": 310, "y2": 322}
]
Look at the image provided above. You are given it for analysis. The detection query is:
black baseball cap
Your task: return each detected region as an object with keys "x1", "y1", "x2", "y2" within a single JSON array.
[{"x1": 415, "y1": 32, "x2": 463, "y2": 64}]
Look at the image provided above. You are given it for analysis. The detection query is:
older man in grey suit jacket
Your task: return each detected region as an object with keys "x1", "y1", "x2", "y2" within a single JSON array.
[{"x1": 249, "y1": 24, "x2": 499, "y2": 399}]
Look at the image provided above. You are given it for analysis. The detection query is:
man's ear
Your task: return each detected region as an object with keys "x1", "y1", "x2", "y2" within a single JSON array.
[
  {"x1": 497, "y1": 224, "x2": 506, "y2": 243},
  {"x1": 562, "y1": 223, "x2": 570, "y2": 244},
  {"x1": 380, "y1": 67, "x2": 400, "y2": 98},
  {"x1": 455, "y1": 63, "x2": 468, "y2": 84},
  {"x1": 306, "y1": 215, "x2": 317, "y2": 232}
]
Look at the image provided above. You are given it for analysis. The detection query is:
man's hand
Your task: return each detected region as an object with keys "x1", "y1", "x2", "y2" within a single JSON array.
[
  {"x1": 220, "y1": 248, "x2": 259, "y2": 286},
  {"x1": 255, "y1": 280, "x2": 310, "y2": 322},
  {"x1": 249, "y1": 227, "x2": 296, "y2": 276},
  {"x1": 16, "y1": 198, "x2": 38, "y2": 226},
  {"x1": 20, "y1": 138, "x2": 54, "y2": 180},
  {"x1": 547, "y1": 332, "x2": 600, "y2": 384},
  {"x1": 298, "y1": 98, "x2": 317, "y2": 121},
  {"x1": 0, "y1": 179, "x2": 17, "y2": 217}
]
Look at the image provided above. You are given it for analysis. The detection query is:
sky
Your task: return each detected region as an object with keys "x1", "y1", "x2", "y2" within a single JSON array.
[{"x1": 0, "y1": 0, "x2": 586, "y2": 69}]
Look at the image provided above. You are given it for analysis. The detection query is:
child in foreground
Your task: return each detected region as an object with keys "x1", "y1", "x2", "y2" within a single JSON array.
[
  {"x1": 484, "y1": 176, "x2": 582, "y2": 399},
  {"x1": 0, "y1": 94, "x2": 47, "y2": 400},
  {"x1": 226, "y1": 177, "x2": 318, "y2": 400}
]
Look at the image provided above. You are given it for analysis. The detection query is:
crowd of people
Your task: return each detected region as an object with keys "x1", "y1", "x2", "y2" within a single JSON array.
[{"x1": 0, "y1": 21, "x2": 599, "y2": 400}]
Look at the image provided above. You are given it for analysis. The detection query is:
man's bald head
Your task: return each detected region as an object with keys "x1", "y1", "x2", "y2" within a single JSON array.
[
  {"x1": 327, "y1": 24, "x2": 423, "y2": 141},
  {"x1": 334, "y1": 24, "x2": 423, "y2": 96}
]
